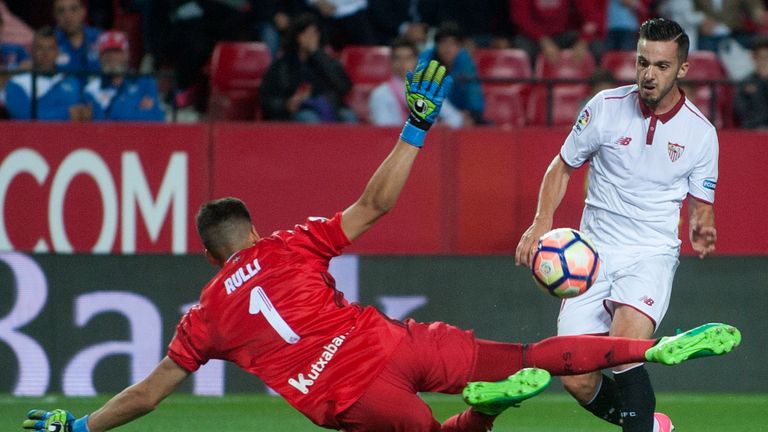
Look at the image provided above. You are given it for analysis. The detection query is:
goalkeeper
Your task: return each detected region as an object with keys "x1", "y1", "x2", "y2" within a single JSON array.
[{"x1": 22, "y1": 61, "x2": 741, "y2": 432}]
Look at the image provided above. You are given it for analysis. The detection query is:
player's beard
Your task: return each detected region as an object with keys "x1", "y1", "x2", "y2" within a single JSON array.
[{"x1": 639, "y1": 77, "x2": 677, "y2": 109}]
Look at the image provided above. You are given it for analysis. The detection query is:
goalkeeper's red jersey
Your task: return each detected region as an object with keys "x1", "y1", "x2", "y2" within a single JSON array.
[{"x1": 168, "y1": 213, "x2": 406, "y2": 428}]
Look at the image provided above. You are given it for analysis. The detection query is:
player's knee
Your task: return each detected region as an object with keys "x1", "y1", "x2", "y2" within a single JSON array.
[{"x1": 561, "y1": 374, "x2": 600, "y2": 404}]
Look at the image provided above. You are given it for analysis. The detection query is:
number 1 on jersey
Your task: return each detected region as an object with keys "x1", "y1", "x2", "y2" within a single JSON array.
[{"x1": 249, "y1": 286, "x2": 301, "y2": 344}]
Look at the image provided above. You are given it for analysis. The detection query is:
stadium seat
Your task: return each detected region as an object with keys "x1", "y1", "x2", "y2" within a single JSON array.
[
  {"x1": 473, "y1": 49, "x2": 532, "y2": 127},
  {"x1": 601, "y1": 50, "x2": 637, "y2": 82},
  {"x1": 683, "y1": 51, "x2": 731, "y2": 128},
  {"x1": 346, "y1": 84, "x2": 376, "y2": 124},
  {"x1": 473, "y1": 48, "x2": 532, "y2": 82},
  {"x1": 482, "y1": 84, "x2": 528, "y2": 127},
  {"x1": 529, "y1": 49, "x2": 595, "y2": 126},
  {"x1": 535, "y1": 49, "x2": 596, "y2": 81},
  {"x1": 208, "y1": 42, "x2": 272, "y2": 121},
  {"x1": 339, "y1": 45, "x2": 391, "y2": 84},
  {"x1": 527, "y1": 84, "x2": 589, "y2": 126}
]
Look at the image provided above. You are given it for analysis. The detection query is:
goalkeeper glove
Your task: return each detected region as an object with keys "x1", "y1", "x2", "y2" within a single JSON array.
[
  {"x1": 400, "y1": 59, "x2": 454, "y2": 148},
  {"x1": 22, "y1": 409, "x2": 90, "y2": 432}
]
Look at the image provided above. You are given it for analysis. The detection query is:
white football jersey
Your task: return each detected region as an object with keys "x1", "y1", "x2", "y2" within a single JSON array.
[{"x1": 560, "y1": 85, "x2": 719, "y2": 252}]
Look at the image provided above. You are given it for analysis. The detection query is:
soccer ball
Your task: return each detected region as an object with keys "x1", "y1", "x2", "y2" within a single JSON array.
[{"x1": 531, "y1": 228, "x2": 600, "y2": 298}]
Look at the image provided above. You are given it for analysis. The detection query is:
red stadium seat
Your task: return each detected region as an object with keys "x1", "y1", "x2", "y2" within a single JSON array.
[
  {"x1": 601, "y1": 50, "x2": 637, "y2": 82},
  {"x1": 473, "y1": 49, "x2": 532, "y2": 127},
  {"x1": 527, "y1": 84, "x2": 589, "y2": 126},
  {"x1": 529, "y1": 49, "x2": 595, "y2": 126},
  {"x1": 208, "y1": 42, "x2": 272, "y2": 121},
  {"x1": 482, "y1": 84, "x2": 528, "y2": 127},
  {"x1": 346, "y1": 84, "x2": 376, "y2": 124},
  {"x1": 683, "y1": 51, "x2": 731, "y2": 128},
  {"x1": 535, "y1": 49, "x2": 596, "y2": 80},
  {"x1": 473, "y1": 48, "x2": 532, "y2": 81},
  {"x1": 340, "y1": 45, "x2": 391, "y2": 84}
]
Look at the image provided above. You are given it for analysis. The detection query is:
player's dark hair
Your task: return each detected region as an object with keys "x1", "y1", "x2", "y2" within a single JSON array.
[
  {"x1": 196, "y1": 197, "x2": 252, "y2": 261},
  {"x1": 435, "y1": 21, "x2": 464, "y2": 43},
  {"x1": 283, "y1": 13, "x2": 319, "y2": 54},
  {"x1": 391, "y1": 37, "x2": 418, "y2": 58},
  {"x1": 638, "y1": 18, "x2": 689, "y2": 63}
]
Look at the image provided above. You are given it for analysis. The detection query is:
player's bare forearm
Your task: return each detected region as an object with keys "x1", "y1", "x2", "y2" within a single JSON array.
[
  {"x1": 341, "y1": 139, "x2": 419, "y2": 241},
  {"x1": 516, "y1": 156, "x2": 574, "y2": 266},
  {"x1": 87, "y1": 357, "x2": 189, "y2": 432},
  {"x1": 535, "y1": 156, "x2": 573, "y2": 221},
  {"x1": 688, "y1": 196, "x2": 716, "y2": 258}
]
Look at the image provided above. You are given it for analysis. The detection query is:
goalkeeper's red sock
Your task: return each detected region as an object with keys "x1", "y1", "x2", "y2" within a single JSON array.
[
  {"x1": 523, "y1": 335, "x2": 655, "y2": 375},
  {"x1": 441, "y1": 408, "x2": 495, "y2": 432}
]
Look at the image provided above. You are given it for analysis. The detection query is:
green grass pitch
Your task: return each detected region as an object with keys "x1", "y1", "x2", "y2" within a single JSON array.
[{"x1": 3, "y1": 393, "x2": 767, "y2": 431}]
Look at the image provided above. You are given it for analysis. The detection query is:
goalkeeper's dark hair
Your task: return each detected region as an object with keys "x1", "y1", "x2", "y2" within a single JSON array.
[
  {"x1": 638, "y1": 18, "x2": 689, "y2": 63},
  {"x1": 196, "y1": 197, "x2": 252, "y2": 260}
]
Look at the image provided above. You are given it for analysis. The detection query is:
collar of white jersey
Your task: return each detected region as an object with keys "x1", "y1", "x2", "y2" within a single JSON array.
[{"x1": 638, "y1": 87, "x2": 686, "y2": 124}]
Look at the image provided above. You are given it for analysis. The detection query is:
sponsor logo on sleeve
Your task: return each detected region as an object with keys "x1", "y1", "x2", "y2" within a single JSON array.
[
  {"x1": 703, "y1": 179, "x2": 717, "y2": 190},
  {"x1": 573, "y1": 107, "x2": 592, "y2": 136}
]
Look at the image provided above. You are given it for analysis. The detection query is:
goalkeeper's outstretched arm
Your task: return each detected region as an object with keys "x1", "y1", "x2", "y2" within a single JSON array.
[
  {"x1": 87, "y1": 356, "x2": 190, "y2": 432},
  {"x1": 23, "y1": 357, "x2": 190, "y2": 432},
  {"x1": 341, "y1": 60, "x2": 453, "y2": 242}
]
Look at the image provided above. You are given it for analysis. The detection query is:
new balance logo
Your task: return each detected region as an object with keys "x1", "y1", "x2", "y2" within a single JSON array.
[
  {"x1": 639, "y1": 296, "x2": 655, "y2": 306},
  {"x1": 616, "y1": 136, "x2": 632, "y2": 146},
  {"x1": 288, "y1": 334, "x2": 347, "y2": 394}
]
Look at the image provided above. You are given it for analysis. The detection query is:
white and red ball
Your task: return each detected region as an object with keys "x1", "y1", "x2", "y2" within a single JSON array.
[{"x1": 531, "y1": 228, "x2": 600, "y2": 298}]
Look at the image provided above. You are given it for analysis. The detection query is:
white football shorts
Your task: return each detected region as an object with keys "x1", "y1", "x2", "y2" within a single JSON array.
[{"x1": 556, "y1": 250, "x2": 679, "y2": 336}]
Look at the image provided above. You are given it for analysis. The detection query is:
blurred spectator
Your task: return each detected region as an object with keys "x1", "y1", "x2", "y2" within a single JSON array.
[
  {"x1": 424, "y1": 0, "x2": 511, "y2": 49},
  {"x1": 249, "y1": 0, "x2": 308, "y2": 56},
  {"x1": 165, "y1": 0, "x2": 253, "y2": 111},
  {"x1": 120, "y1": 0, "x2": 168, "y2": 71},
  {"x1": 82, "y1": 30, "x2": 165, "y2": 121},
  {"x1": 695, "y1": 0, "x2": 767, "y2": 51},
  {"x1": 307, "y1": 0, "x2": 376, "y2": 50},
  {"x1": 53, "y1": 0, "x2": 102, "y2": 76},
  {"x1": 367, "y1": 0, "x2": 433, "y2": 47},
  {"x1": 0, "y1": 1, "x2": 34, "y2": 46},
  {"x1": 0, "y1": 9, "x2": 30, "y2": 114},
  {"x1": 87, "y1": 0, "x2": 114, "y2": 29},
  {"x1": 656, "y1": 0, "x2": 705, "y2": 51},
  {"x1": 581, "y1": 68, "x2": 616, "y2": 108},
  {"x1": 0, "y1": 11, "x2": 30, "y2": 70},
  {"x1": 369, "y1": 37, "x2": 462, "y2": 127},
  {"x1": 418, "y1": 21, "x2": 484, "y2": 125},
  {"x1": 604, "y1": 0, "x2": 651, "y2": 51},
  {"x1": 510, "y1": 0, "x2": 605, "y2": 66},
  {"x1": 734, "y1": 36, "x2": 768, "y2": 128},
  {"x1": 5, "y1": 27, "x2": 88, "y2": 120},
  {"x1": 260, "y1": 13, "x2": 356, "y2": 122},
  {"x1": 2, "y1": 0, "x2": 53, "y2": 30}
]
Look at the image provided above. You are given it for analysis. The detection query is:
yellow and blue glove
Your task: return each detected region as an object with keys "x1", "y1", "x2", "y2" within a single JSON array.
[
  {"x1": 22, "y1": 409, "x2": 89, "y2": 432},
  {"x1": 400, "y1": 59, "x2": 454, "y2": 148}
]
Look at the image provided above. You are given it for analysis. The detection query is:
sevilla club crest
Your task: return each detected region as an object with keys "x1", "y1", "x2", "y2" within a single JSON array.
[{"x1": 667, "y1": 142, "x2": 685, "y2": 162}]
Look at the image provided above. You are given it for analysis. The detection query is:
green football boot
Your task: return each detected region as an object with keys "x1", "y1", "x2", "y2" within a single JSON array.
[
  {"x1": 462, "y1": 368, "x2": 551, "y2": 416},
  {"x1": 645, "y1": 323, "x2": 742, "y2": 365}
]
